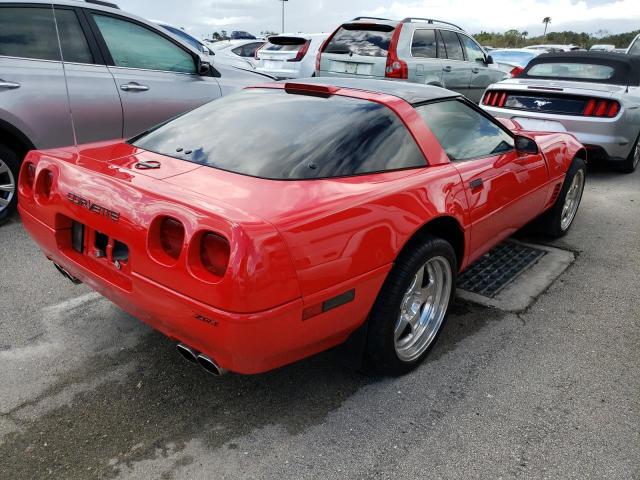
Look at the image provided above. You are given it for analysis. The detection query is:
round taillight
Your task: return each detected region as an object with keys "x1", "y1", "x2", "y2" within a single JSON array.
[
  {"x1": 35, "y1": 169, "x2": 53, "y2": 201},
  {"x1": 200, "y1": 233, "x2": 230, "y2": 277},
  {"x1": 159, "y1": 217, "x2": 185, "y2": 260}
]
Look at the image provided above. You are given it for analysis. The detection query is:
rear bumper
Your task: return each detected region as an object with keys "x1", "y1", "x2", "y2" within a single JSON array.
[
  {"x1": 20, "y1": 206, "x2": 389, "y2": 374},
  {"x1": 483, "y1": 105, "x2": 637, "y2": 161}
]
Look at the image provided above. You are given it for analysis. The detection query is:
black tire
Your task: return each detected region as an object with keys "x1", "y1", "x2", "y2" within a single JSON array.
[
  {"x1": 366, "y1": 235, "x2": 457, "y2": 375},
  {"x1": 535, "y1": 157, "x2": 587, "y2": 238},
  {"x1": 0, "y1": 144, "x2": 21, "y2": 226},
  {"x1": 613, "y1": 134, "x2": 639, "y2": 174}
]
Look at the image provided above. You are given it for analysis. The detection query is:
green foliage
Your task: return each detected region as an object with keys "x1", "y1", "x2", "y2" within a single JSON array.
[{"x1": 473, "y1": 29, "x2": 640, "y2": 49}]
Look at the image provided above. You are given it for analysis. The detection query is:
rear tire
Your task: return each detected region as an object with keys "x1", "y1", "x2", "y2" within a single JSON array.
[
  {"x1": 535, "y1": 157, "x2": 586, "y2": 238},
  {"x1": 0, "y1": 145, "x2": 20, "y2": 226},
  {"x1": 366, "y1": 235, "x2": 456, "y2": 375},
  {"x1": 613, "y1": 134, "x2": 639, "y2": 174}
]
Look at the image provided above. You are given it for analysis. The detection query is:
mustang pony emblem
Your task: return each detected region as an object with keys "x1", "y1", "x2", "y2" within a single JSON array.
[
  {"x1": 67, "y1": 192, "x2": 120, "y2": 222},
  {"x1": 534, "y1": 100, "x2": 551, "y2": 108}
]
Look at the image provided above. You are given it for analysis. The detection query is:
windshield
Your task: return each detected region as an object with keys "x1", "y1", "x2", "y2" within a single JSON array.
[
  {"x1": 490, "y1": 50, "x2": 537, "y2": 67},
  {"x1": 526, "y1": 62, "x2": 615, "y2": 81},
  {"x1": 132, "y1": 89, "x2": 426, "y2": 180},
  {"x1": 324, "y1": 25, "x2": 394, "y2": 57}
]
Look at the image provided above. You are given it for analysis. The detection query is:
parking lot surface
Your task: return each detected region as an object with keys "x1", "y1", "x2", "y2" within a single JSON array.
[{"x1": 0, "y1": 166, "x2": 638, "y2": 479}]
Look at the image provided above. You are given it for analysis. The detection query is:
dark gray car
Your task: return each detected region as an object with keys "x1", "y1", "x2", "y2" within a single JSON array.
[{"x1": 0, "y1": 0, "x2": 271, "y2": 224}]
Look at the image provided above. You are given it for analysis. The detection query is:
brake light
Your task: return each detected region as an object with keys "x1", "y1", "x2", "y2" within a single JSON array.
[
  {"x1": 385, "y1": 23, "x2": 407, "y2": 79},
  {"x1": 510, "y1": 66, "x2": 524, "y2": 77},
  {"x1": 36, "y1": 169, "x2": 53, "y2": 201},
  {"x1": 482, "y1": 90, "x2": 509, "y2": 107},
  {"x1": 159, "y1": 217, "x2": 185, "y2": 260},
  {"x1": 200, "y1": 233, "x2": 230, "y2": 277},
  {"x1": 288, "y1": 39, "x2": 310, "y2": 62},
  {"x1": 582, "y1": 98, "x2": 620, "y2": 118}
]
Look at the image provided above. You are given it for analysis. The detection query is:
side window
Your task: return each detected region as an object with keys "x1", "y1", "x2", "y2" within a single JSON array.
[
  {"x1": 0, "y1": 7, "x2": 60, "y2": 61},
  {"x1": 440, "y1": 30, "x2": 464, "y2": 61},
  {"x1": 411, "y1": 29, "x2": 437, "y2": 58},
  {"x1": 231, "y1": 45, "x2": 244, "y2": 56},
  {"x1": 629, "y1": 37, "x2": 640, "y2": 55},
  {"x1": 55, "y1": 9, "x2": 94, "y2": 64},
  {"x1": 243, "y1": 42, "x2": 263, "y2": 57},
  {"x1": 92, "y1": 14, "x2": 196, "y2": 73},
  {"x1": 459, "y1": 34, "x2": 484, "y2": 63},
  {"x1": 416, "y1": 100, "x2": 514, "y2": 161}
]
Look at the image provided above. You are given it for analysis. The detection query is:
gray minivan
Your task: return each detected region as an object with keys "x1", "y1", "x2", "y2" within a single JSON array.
[
  {"x1": 0, "y1": 0, "x2": 271, "y2": 224},
  {"x1": 317, "y1": 17, "x2": 507, "y2": 104}
]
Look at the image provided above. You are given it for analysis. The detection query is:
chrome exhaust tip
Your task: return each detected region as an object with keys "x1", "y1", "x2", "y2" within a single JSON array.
[
  {"x1": 196, "y1": 354, "x2": 227, "y2": 376},
  {"x1": 176, "y1": 343, "x2": 198, "y2": 364}
]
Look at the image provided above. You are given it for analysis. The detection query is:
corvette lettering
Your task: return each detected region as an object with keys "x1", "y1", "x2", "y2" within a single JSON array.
[{"x1": 67, "y1": 192, "x2": 120, "y2": 222}]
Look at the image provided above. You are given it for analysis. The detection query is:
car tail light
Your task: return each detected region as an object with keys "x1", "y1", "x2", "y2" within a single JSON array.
[
  {"x1": 510, "y1": 66, "x2": 524, "y2": 77},
  {"x1": 582, "y1": 98, "x2": 620, "y2": 118},
  {"x1": 159, "y1": 217, "x2": 185, "y2": 260},
  {"x1": 385, "y1": 23, "x2": 408, "y2": 79},
  {"x1": 20, "y1": 162, "x2": 36, "y2": 192},
  {"x1": 482, "y1": 90, "x2": 508, "y2": 107},
  {"x1": 200, "y1": 232, "x2": 230, "y2": 277},
  {"x1": 35, "y1": 169, "x2": 53, "y2": 201},
  {"x1": 288, "y1": 40, "x2": 310, "y2": 62}
]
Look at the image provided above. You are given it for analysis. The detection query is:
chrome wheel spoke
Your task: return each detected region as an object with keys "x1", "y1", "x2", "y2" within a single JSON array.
[
  {"x1": 0, "y1": 162, "x2": 8, "y2": 175},
  {"x1": 0, "y1": 197, "x2": 9, "y2": 207},
  {"x1": 394, "y1": 256, "x2": 453, "y2": 363},
  {"x1": 0, "y1": 183, "x2": 14, "y2": 193}
]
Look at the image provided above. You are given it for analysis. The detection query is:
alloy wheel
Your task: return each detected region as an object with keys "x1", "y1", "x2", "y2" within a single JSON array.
[
  {"x1": 0, "y1": 158, "x2": 16, "y2": 214},
  {"x1": 394, "y1": 256, "x2": 452, "y2": 362},
  {"x1": 560, "y1": 169, "x2": 585, "y2": 231}
]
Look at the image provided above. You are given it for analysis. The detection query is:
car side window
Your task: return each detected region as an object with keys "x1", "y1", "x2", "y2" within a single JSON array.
[
  {"x1": 628, "y1": 38, "x2": 640, "y2": 55},
  {"x1": 440, "y1": 30, "x2": 464, "y2": 61},
  {"x1": 55, "y1": 9, "x2": 94, "y2": 64},
  {"x1": 92, "y1": 14, "x2": 196, "y2": 73},
  {"x1": 416, "y1": 100, "x2": 514, "y2": 161},
  {"x1": 243, "y1": 42, "x2": 263, "y2": 57},
  {"x1": 0, "y1": 7, "x2": 61, "y2": 61},
  {"x1": 411, "y1": 29, "x2": 437, "y2": 58},
  {"x1": 459, "y1": 34, "x2": 484, "y2": 63}
]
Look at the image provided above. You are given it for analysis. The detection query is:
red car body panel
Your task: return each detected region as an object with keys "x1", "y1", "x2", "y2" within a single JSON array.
[{"x1": 18, "y1": 84, "x2": 585, "y2": 374}]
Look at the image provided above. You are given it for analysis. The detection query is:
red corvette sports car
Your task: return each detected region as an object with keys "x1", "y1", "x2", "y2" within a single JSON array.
[{"x1": 19, "y1": 79, "x2": 586, "y2": 375}]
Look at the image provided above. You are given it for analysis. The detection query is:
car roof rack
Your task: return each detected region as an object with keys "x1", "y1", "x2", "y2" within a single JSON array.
[
  {"x1": 85, "y1": 0, "x2": 120, "y2": 9},
  {"x1": 351, "y1": 16, "x2": 395, "y2": 22},
  {"x1": 401, "y1": 17, "x2": 462, "y2": 30}
]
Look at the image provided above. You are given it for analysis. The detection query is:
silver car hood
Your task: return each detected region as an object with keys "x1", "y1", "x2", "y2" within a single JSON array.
[{"x1": 495, "y1": 78, "x2": 628, "y2": 96}]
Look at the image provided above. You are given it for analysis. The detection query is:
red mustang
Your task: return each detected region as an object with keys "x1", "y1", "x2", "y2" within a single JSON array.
[{"x1": 19, "y1": 79, "x2": 586, "y2": 375}]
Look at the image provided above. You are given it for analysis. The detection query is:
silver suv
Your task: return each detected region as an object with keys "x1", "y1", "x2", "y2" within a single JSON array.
[
  {"x1": 0, "y1": 0, "x2": 270, "y2": 224},
  {"x1": 317, "y1": 17, "x2": 507, "y2": 103}
]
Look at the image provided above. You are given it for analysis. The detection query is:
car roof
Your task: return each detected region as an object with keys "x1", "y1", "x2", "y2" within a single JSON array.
[{"x1": 281, "y1": 77, "x2": 459, "y2": 105}]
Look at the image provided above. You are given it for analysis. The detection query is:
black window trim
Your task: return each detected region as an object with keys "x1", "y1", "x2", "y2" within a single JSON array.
[
  {"x1": 82, "y1": 8, "x2": 205, "y2": 76},
  {"x1": 436, "y1": 30, "x2": 447, "y2": 59},
  {"x1": 412, "y1": 96, "x2": 516, "y2": 163}
]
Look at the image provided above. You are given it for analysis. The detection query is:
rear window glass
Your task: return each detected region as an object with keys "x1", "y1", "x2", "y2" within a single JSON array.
[
  {"x1": 527, "y1": 62, "x2": 615, "y2": 80},
  {"x1": 132, "y1": 89, "x2": 426, "y2": 180},
  {"x1": 324, "y1": 25, "x2": 394, "y2": 57},
  {"x1": 412, "y1": 29, "x2": 437, "y2": 58},
  {"x1": 265, "y1": 37, "x2": 305, "y2": 51}
]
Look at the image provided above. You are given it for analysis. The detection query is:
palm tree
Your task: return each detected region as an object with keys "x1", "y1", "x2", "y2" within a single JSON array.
[
  {"x1": 522, "y1": 31, "x2": 529, "y2": 46},
  {"x1": 542, "y1": 17, "x2": 551, "y2": 39}
]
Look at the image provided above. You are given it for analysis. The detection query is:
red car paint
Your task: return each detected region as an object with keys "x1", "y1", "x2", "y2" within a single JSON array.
[{"x1": 18, "y1": 83, "x2": 585, "y2": 374}]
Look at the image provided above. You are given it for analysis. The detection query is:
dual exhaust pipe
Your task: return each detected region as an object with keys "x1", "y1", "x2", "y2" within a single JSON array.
[{"x1": 176, "y1": 343, "x2": 227, "y2": 376}]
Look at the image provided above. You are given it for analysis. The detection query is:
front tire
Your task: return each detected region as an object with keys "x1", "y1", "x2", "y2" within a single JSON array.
[
  {"x1": 366, "y1": 235, "x2": 456, "y2": 375},
  {"x1": 0, "y1": 145, "x2": 20, "y2": 226},
  {"x1": 536, "y1": 157, "x2": 586, "y2": 238}
]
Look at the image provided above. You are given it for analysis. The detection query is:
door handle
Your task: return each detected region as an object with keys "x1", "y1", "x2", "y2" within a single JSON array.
[
  {"x1": 120, "y1": 83, "x2": 149, "y2": 92},
  {"x1": 471, "y1": 68, "x2": 480, "y2": 74},
  {"x1": 0, "y1": 80, "x2": 20, "y2": 89},
  {"x1": 443, "y1": 66, "x2": 452, "y2": 72},
  {"x1": 469, "y1": 178, "x2": 483, "y2": 190}
]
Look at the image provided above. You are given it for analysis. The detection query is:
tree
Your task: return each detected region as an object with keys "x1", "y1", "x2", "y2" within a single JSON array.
[
  {"x1": 542, "y1": 17, "x2": 551, "y2": 39},
  {"x1": 212, "y1": 32, "x2": 222, "y2": 41},
  {"x1": 522, "y1": 31, "x2": 529, "y2": 43}
]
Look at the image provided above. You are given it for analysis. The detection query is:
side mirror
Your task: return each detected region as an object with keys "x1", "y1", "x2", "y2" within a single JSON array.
[
  {"x1": 485, "y1": 55, "x2": 494, "y2": 65},
  {"x1": 514, "y1": 135, "x2": 539, "y2": 154},
  {"x1": 198, "y1": 59, "x2": 212, "y2": 76}
]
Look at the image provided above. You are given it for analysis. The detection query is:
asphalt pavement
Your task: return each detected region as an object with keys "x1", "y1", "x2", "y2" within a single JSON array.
[{"x1": 0, "y1": 164, "x2": 638, "y2": 479}]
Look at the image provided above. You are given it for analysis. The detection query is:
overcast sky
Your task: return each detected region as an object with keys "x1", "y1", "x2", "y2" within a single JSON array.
[{"x1": 118, "y1": 0, "x2": 640, "y2": 39}]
